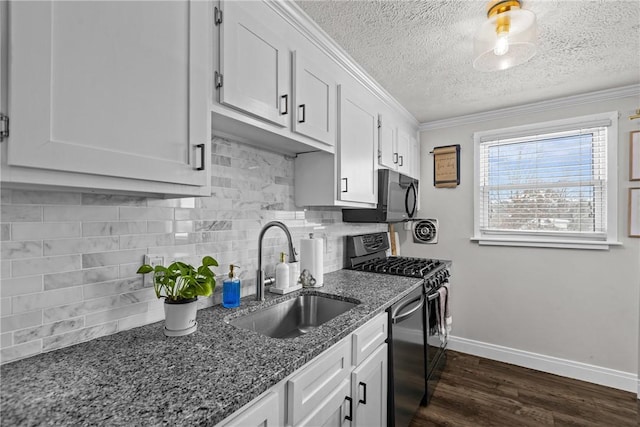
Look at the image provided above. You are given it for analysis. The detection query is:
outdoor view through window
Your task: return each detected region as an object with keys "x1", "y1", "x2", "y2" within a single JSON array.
[{"x1": 478, "y1": 126, "x2": 607, "y2": 237}]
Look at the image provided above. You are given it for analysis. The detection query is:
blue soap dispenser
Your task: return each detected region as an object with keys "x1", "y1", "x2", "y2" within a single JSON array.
[{"x1": 222, "y1": 264, "x2": 241, "y2": 309}]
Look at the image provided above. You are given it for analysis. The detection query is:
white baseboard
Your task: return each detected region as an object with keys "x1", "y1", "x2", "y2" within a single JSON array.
[{"x1": 448, "y1": 336, "x2": 637, "y2": 394}]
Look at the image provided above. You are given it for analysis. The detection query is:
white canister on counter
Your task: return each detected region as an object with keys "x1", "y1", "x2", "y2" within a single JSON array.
[{"x1": 299, "y1": 233, "x2": 323, "y2": 287}]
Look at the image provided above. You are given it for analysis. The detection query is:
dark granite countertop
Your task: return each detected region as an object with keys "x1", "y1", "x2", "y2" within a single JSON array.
[{"x1": 0, "y1": 269, "x2": 424, "y2": 426}]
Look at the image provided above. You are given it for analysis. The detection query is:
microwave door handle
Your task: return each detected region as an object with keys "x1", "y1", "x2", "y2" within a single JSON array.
[{"x1": 405, "y1": 182, "x2": 417, "y2": 218}]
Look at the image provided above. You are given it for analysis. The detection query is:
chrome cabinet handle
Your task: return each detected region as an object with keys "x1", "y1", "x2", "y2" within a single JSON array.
[
  {"x1": 393, "y1": 152, "x2": 398, "y2": 164},
  {"x1": 280, "y1": 94, "x2": 288, "y2": 115},
  {"x1": 196, "y1": 144, "x2": 205, "y2": 171},
  {"x1": 341, "y1": 177, "x2": 348, "y2": 193},
  {"x1": 399, "y1": 155, "x2": 404, "y2": 167},
  {"x1": 298, "y1": 104, "x2": 306, "y2": 123},
  {"x1": 359, "y1": 382, "x2": 367, "y2": 404}
]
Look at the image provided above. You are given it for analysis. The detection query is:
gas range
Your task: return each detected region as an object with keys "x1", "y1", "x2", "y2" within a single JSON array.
[
  {"x1": 347, "y1": 231, "x2": 451, "y2": 418},
  {"x1": 350, "y1": 256, "x2": 443, "y2": 278},
  {"x1": 346, "y1": 232, "x2": 447, "y2": 280}
]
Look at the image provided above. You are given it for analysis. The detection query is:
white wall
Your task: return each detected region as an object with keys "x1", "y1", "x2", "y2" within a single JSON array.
[{"x1": 400, "y1": 93, "x2": 640, "y2": 390}]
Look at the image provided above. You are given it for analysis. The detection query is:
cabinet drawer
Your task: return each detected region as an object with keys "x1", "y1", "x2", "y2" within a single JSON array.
[
  {"x1": 221, "y1": 390, "x2": 280, "y2": 427},
  {"x1": 352, "y1": 312, "x2": 388, "y2": 366},
  {"x1": 287, "y1": 338, "x2": 351, "y2": 425},
  {"x1": 295, "y1": 378, "x2": 351, "y2": 427}
]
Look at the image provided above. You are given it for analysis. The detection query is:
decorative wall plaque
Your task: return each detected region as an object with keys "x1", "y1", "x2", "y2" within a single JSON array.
[{"x1": 433, "y1": 145, "x2": 460, "y2": 188}]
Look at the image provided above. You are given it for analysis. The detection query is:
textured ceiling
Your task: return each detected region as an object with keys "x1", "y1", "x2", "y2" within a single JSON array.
[{"x1": 294, "y1": 0, "x2": 640, "y2": 123}]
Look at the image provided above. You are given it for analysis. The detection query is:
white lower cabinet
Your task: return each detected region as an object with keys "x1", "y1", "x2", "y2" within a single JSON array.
[
  {"x1": 221, "y1": 390, "x2": 281, "y2": 427},
  {"x1": 216, "y1": 313, "x2": 389, "y2": 427},
  {"x1": 297, "y1": 378, "x2": 351, "y2": 427},
  {"x1": 287, "y1": 339, "x2": 351, "y2": 425},
  {"x1": 351, "y1": 345, "x2": 388, "y2": 426}
]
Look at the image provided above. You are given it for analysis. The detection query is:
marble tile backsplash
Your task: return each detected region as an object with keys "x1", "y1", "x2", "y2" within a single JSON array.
[{"x1": 0, "y1": 137, "x2": 384, "y2": 364}]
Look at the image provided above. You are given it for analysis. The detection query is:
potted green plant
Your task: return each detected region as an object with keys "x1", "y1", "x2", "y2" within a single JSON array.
[{"x1": 137, "y1": 256, "x2": 218, "y2": 336}]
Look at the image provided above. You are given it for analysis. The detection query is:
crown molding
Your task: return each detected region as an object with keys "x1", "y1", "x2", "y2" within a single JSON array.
[
  {"x1": 419, "y1": 84, "x2": 640, "y2": 131},
  {"x1": 268, "y1": 0, "x2": 419, "y2": 127}
]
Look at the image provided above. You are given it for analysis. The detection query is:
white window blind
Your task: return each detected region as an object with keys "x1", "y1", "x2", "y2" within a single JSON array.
[{"x1": 473, "y1": 111, "x2": 619, "y2": 249}]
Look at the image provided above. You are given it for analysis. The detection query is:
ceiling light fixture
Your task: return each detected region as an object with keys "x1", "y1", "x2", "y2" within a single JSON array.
[{"x1": 473, "y1": 0, "x2": 537, "y2": 72}]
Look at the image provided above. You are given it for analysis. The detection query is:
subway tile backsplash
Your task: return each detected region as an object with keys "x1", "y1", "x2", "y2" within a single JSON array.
[{"x1": 0, "y1": 137, "x2": 384, "y2": 363}]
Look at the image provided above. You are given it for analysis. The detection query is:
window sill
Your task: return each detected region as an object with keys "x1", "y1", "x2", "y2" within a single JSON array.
[{"x1": 470, "y1": 236, "x2": 623, "y2": 250}]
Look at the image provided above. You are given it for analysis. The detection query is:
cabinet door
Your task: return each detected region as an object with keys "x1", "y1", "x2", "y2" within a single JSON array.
[
  {"x1": 337, "y1": 84, "x2": 378, "y2": 204},
  {"x1": 410, "y1": 134, "x2": 421, "y2": 180},
  {"x1": 292, "y1": 51, "x2": 336, "y2": 146},
  {"x1": 351, "y1": 344, "x2": 388, "y2": 427},
  {"x1": 287, "y1": 339, "x2": 351, "y2": 425},
  {"x1": 397, "y1": 128, "x2": 411, "y2": 176},
  {"x1": 8, "y1": 1, "x2": 209, "y2": 187},
  {"x1": 219, "y1": 0, "x2": 289, "y2": 128},
  {"x1": 378, "y1": 114, "x2": 397, "y2": 170},
  {"x1": 352, "y1": 313, "x2": 388, "y2": 366},
  {"x1": 296, "y1": 378, "x2": 351, "y2": 427},
  {"x1": 221, "y1": 391, "x2": 280, "y2": 427}
]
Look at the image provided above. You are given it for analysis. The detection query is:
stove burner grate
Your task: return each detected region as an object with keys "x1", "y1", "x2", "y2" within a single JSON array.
[{"x1": 352, "y1": 257, "x2": 442, "y2": 278}]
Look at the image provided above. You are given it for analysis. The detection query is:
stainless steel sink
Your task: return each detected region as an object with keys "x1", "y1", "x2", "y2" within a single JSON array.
[{"x1": 227, "y1": 294, "x2": 360, "y2": 338}]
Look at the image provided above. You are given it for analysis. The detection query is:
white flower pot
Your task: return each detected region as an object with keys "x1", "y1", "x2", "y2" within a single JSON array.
[{"x1": 163, "y1": 298, "x2": 198, "y2": 336}]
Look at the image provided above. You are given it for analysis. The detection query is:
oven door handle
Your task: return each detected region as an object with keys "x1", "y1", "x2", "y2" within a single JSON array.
[
  {"x1": 427, "y1": 291, "x2": 440, "y2": 302},
  {"x1": 391, "y1": 294, "x2": 424, "y2": 324}
]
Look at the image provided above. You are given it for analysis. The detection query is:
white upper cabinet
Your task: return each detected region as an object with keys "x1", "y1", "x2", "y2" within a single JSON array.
[
  {"x1": 409, "y1": 134, "x2": 421, "y2": 180},
  {"x1": 213, "y1": 0, "x2": 338, "y2": 154},
  {"x1": 295, "y1": 82, "x2": 378, "y2": 208},
  {"x1": 4, "y1": 0, "x2": 211, "y2": 196},
  {"x1": 378, "y1": 114, "x2": 397, "y2": 170},
  {"x1": 218, "y1": 0, "x2": 289, "y2": 128},
  {"x1": 292, "y1": 51, "x2": 336, "y2": 146},
  {"x1": 378, "y1": 111, "x2": 418, "y2": 182},
  {"x1": 337, "y1": 84, "x2": 378, "y2": 205},
  {"x1": 396, "y1": 128, "x2": 411, "y2": 176}
]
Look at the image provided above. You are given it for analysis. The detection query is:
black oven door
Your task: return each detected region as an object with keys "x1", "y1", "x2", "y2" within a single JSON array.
[
  {"x1": 389, "y1": 287, "x2": 426, "y2": 427},
  {"x1": 423, "y1": 289, "x2": 447, "y2": 405}
]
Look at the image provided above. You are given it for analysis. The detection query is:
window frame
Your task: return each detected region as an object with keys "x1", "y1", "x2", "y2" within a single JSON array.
[{"x1": 472, "y1": 111, "x2": 620, "y2": 250}]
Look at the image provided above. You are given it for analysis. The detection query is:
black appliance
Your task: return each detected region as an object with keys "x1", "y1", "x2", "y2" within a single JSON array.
[
  {"x1": 346, "y1": 232, "x2": 450, "y2": 427},
  {"x1": 342, "y1": 169, "x2": 418, "y2": 223}
]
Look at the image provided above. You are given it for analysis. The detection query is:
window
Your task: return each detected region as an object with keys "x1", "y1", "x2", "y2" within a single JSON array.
[{"x1": 473, "y1": 112, "x2": 619, "y2": 249}]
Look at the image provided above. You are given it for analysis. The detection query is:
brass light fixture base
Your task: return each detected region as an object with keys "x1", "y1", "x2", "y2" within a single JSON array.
[{"x1": 487, "y1": 0, "x2": 521, "y2": 17}]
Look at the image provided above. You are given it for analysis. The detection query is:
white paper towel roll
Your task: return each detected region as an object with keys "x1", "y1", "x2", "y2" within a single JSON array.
[{"x1": 299, "y1": 234, "x2": 323, "y2": 287}]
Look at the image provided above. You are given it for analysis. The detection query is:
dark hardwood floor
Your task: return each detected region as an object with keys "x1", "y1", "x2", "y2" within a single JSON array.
[{"x1": 410, "y1": 351, "x2": 638, "y2": 427}]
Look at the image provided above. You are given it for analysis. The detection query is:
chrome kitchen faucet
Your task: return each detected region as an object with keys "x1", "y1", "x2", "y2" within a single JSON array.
[{"x1": 256, "y1": 221, "x2": 298, "y2": 301}]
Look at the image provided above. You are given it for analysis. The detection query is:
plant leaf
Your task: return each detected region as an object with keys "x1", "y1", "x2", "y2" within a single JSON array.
[
  {"x1": 137, "y1": 264, "x2": 153, "y2": 274},
  {"x1": 202, "y1": 256, "x2": 218, "y2": 267},
  {"x1": 192, "y1": 278, "x2": 213, "y2": 297},
  {"x1": 197, "y1": 265, "x2": 213, "y2": 278}
]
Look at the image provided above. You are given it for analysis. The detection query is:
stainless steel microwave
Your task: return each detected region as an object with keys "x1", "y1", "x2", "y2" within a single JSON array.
[{"x1": 342, "y1": 169, "x2": 418, "y2": 223}]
